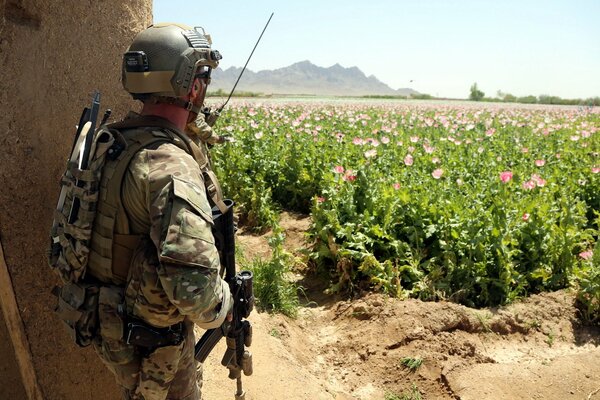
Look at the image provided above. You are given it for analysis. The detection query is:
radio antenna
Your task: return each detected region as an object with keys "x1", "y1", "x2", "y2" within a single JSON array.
[{"x1": 218, "y1": 12, "x2": 274, "y2": 112}]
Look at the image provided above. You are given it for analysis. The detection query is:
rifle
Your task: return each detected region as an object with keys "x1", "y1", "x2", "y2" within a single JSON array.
[
  {"x1": 202, "y1": 12, "x2": 274, "y2": 127},
  {"x1": 195, "y1": 199, "x2": 254, "y2": 400}
]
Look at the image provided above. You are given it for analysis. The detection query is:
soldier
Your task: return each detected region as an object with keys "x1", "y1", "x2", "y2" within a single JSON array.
[
  {"x1": 74, "y1": 23, "x2": 230, "y2": 400},
  {"x1": 186, "y1": 111, "x2": 230, "y2": 168}
]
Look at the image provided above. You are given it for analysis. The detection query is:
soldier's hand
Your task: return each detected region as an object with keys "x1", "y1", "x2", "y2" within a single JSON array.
[{"x1": 216, "y1": 134, "x2": 233, "y2": 144}]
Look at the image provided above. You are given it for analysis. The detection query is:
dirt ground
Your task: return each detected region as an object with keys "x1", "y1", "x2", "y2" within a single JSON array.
[{"x1": 201, "y1": 212, "x2": 600, "y2": 400}]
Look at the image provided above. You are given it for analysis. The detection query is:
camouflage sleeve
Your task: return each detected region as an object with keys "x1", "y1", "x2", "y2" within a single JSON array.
[
  {"x1": 135, "y1": 142, "x2": 231, "y2": 329},
  {"x1": 189, "y1": 113, "x2": 220, "y2": 144}
]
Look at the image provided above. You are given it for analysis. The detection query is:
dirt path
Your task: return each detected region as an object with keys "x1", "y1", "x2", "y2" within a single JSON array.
[
  {"x1": 202, "y1": 291, "x2": 600, "y2": 400},
  {"x1": 199, "y1": 213, "x2": 600, "y2": 400}
]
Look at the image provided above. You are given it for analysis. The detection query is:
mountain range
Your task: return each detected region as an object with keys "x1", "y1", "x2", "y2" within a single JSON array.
[{"x1": 209, "y1": 60, "x2": 418, "y2": 97}]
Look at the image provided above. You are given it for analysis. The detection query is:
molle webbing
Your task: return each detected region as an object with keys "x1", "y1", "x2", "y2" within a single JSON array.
[
  {"x1": 87, "y1": 116, "x2": 226, "y2": 285},
  {"x1": 88, "y1": 127, "x2": 177, "y2": 284}
]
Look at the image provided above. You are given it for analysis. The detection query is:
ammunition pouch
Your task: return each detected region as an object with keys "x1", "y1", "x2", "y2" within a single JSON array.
[
  {"x1": 53, "y1": 282, "x2": 100, "y2": 347},
  {"x1": 97, "y1": 286, "x2": 126, "y2": 342}
]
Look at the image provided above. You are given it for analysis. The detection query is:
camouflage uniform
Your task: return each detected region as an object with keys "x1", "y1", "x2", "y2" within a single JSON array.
[
  {"x1": 92, "y1": 121, "x2": 230, "y2": 400},
  {"x1": 187, "y1": 113, "x2": 221, "y2": 165}
]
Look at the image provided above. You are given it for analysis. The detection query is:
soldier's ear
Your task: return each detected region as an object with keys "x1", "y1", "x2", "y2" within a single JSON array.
[{"x1": 190, "y1": 77, "x2": 201, "y2": 100}]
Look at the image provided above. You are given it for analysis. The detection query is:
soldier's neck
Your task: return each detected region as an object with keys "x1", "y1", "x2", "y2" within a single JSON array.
[{"x1": 140, "y1": 102, "x2": 189, "y2": 131}]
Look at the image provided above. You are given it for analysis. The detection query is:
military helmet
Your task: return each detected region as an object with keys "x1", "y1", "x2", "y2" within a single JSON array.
[{"x1": 122, "y1": 23, "x2": 222, "y2": 100}]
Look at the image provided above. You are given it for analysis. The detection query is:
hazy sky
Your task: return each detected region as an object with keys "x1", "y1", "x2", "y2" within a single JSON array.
[{"x1": 153, "y1": 0, "x2": 599, "y2": 99}]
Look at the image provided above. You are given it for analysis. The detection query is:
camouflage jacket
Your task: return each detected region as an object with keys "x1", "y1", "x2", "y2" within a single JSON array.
[{"x1": 121, "y1": 133, "x2": 231, "y2": 329}]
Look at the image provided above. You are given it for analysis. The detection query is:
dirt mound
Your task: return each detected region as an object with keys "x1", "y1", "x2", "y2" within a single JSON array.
[{"x1": 212, "y1": 214, "x2": 600, "y2": 400}]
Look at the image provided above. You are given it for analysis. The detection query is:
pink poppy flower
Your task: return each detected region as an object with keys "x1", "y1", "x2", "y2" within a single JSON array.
[
  {"x1": 522, "y1": 213, "x2": 530, "y2": 221},
  {"x1": 254, "y1": 131, "x2": 263, "y2": 139},
  {"x1": 343, "y1": 170, "x2": 357, "y2": 182},
  {"x1": 317, "y1": 196, "x2": 326, "y2": 203},
  {"x1": 410, "y1": 136, "x2": 419, "y2": 143},
  {"x1": 393, "y1": 182, "x2": 401, "y2": 190},
  {"x1": 535, "y1": 159, "x2": 545, "y2": 167},
  {"x1": 404, "y1": 154, "x2": 414, "y2": 166},
  {"x1": 522, "y1": 180, "x2": 536, "y2": 190},
  {"x1": 531, "y1": 174, "x2": 546, "y2": 187},
  {"x1": 381, "y1": 136, "x2": 390, "y2": 144},
  {"x1": 333, "y1": 165, "x2": 344, "y2": 174},
  {"x1": 500, "y1": 171, "x2": 513, "y2": 183},
  {"x1": 579, "y1": 250, "x2": 593, "y2": 260},
  {"x1": 432, "y1": 169, "x2": 444, "y2": 179},
  {"x1": 592, "y1": 167, "x2": 600, "y2": 174},
  {"x1": 352, "y1": 137, "x2": 364, "y2": 145},
  {"x1": 423, "y1": 144, "x2": 435, "y2": 154},
  {"x1": 485, "y1": 128, "x2": 495, "y2": 137}
]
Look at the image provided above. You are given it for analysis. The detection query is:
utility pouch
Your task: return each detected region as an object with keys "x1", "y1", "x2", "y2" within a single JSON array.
[
  {"x1": 125, "y1": 319, "x2": 184, "y2": 349},
  {"x1": 97, "y1": 286, "x2": 126, "y2": 342},
  {"x1": 53, "y1": 282, "x2": 100, "y2": 347}
]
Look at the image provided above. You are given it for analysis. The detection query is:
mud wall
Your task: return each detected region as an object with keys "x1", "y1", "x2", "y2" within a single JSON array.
[{"x1": 0, "y1": 1, "x2": 152, "y2": 398}]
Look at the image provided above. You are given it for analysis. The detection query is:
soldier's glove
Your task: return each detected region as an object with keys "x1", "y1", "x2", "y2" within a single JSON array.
[{"x1": 216, "y1": 134, "x2": 234, "y2": 144}]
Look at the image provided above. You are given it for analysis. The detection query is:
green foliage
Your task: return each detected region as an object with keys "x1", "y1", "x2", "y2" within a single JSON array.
[
  {"x1": 385, "y1": 384, "x2": 422, "y2": 400},
  {"x1": 575, "y1": 235, "x2": 600, "y2": 322},
  {"x1": 410, "y1": 93, "x2": 434, "y2": 100},
  {"x1": 245, "y1": 226, "x2": 300, "y2": 317},
  {"x1": 213, "y1": 103, "x2": 600, "y2": 308},
  {"x1": 517, "y1": 95, "x2": 538, "y2": 104},
  {"x1": 400, "y1": 357, "x2": 423, "y2": 371},
  {"x1": 469, "y1": 83, "x2": 485, "y2": 101},
  {"x1": 207, "y1": 88, "x2": 264, "y2": 98},
  {"x1": 495, "y1": 91, "x2": 600, "y2": 106}
]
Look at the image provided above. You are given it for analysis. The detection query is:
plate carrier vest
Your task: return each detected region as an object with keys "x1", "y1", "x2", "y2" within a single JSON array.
[{"x1": 49, "y1": 115, "x2": 226, "y2": 286}]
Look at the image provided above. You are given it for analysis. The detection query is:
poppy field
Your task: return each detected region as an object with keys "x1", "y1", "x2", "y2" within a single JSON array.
[{"x1": 211, "y1": 100, "x2": 600, "y2": 315}]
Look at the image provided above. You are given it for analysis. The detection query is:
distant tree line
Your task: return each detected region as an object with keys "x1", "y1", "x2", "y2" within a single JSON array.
[
  {"x1": 207, "y1": 88, "x2": 264, "y2": 97},
  {"x1": 469, "y1": 83, "x2": 599, "y2": 106}
]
